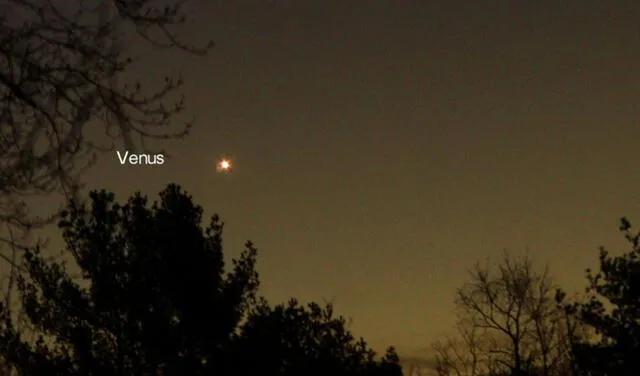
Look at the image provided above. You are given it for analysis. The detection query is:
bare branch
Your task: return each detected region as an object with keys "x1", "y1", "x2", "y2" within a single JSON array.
[
  {"x1": 436, "y1": 251, "x2": 577, "y2": 376},
  {"x1": 0, "y1": 0, "x2": 211, "y2": 258}
]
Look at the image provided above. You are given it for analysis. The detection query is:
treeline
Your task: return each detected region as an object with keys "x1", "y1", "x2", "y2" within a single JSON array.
[
  {"x1": 0, "y1": 185, "x2": 401, "y2": 376},
  {"x1": 0, "y1": 184, "x2": 638, "y2": 376}
]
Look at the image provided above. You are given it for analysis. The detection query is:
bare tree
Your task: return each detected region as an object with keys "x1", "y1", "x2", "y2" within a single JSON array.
[
  {"x1": 432, "y1": 251, "x2": 576, "y2": 376},
  {"x1": 0, "y1": 0, "x2": 212, "y2": 252},
  {"x1": 432, "y1": 319, "x2": 488, "y2": 376},
  {"x1": 401, "y1": 355, "x2": 438, "y2": 376}
]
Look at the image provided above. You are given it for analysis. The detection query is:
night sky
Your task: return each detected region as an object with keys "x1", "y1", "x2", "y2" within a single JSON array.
[{"x1": 31, "y1": 0, "x2": 640, "y2": 359}]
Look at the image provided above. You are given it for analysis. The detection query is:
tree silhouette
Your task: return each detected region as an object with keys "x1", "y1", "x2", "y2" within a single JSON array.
[
  {"x1": 233, "y1": 298, "x2": 403, "y2": 376},
  {"x1": 562, "y1": 217, "x2": 640, "y2": 376},
  {"x1": 435, "y1": 251, "x2": 575, "y2": 376},
  {"x1": 0, "y1": 2, "x2": 212, "y2": 363},
  {"x1": 0, "y1": 184, "x2": 403, "y2": 375},
  {"x1": 0, "y1": 184, "x2": 258, "y2": 375},
  {"x1": 0, "y1": 0, "x2": 212, "y2": 250}
]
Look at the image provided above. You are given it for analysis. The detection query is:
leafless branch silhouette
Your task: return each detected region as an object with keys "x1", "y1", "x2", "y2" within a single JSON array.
[{"x1": 0, "y1": 0, "x2": 212, "y2": 257}]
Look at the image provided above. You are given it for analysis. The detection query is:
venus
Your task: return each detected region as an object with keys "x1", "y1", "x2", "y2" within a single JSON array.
[{"x1": 216, "y1": 159, "x2": 232, "y2": 172}]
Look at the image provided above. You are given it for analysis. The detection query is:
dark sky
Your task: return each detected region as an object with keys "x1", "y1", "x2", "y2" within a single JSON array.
[{"x1": 33, "y1": 0, "x2": 640, "y2": 358}]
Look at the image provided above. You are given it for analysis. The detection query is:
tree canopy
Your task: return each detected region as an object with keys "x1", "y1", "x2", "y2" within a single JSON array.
[
  {"x1": 562, "y1": 217, "x2": 640, "y2": 376},
  {"x1": 0, "y1": 184, "x2": 403, "y2": 376},
  {"x1": 236, "y1": 299, "x2": 402, "y2": 376}
]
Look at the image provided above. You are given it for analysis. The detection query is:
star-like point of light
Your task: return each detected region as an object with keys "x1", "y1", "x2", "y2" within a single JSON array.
[{"x1": 216, "y1": 158, "x2": 232, "y2": 172}]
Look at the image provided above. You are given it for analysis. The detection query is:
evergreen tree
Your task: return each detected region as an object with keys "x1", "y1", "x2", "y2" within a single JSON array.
[
  {"x1": 567, "y1": 217, "x2": 640, "y2": 376},
  {"x1": 0, "y1": 184, "x2": 404, "y2": 376}
]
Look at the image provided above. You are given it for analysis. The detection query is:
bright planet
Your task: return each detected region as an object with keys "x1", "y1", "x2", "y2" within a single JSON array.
[{"x1": 216, "y1": 158, "x2": 232, "y2": 172}]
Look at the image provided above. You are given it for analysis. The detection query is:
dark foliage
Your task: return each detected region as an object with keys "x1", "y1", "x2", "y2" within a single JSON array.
[
  {"x1": 563, "y1": 217, "x2": 640, "y2": 376},
  {"x1": 0, "y1": 184, "x2": 403, "y2": 376},
  {"x1": 234, "y1": 298, "x2": 402, "y2": 376}
]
